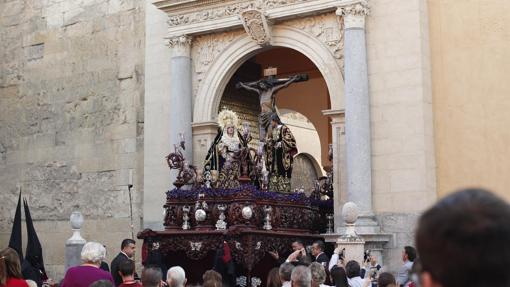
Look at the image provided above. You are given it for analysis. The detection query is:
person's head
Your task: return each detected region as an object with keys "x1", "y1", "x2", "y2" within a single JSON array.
[
  {"x1": 291, "y1": 265, "x2": 311, "y2": 287},
  {"x1": 309, "y1": 262, "x2": 326, "y2": 287},
  {"x1": 267, "y1": 267, "x2": 282, "y2": 287},
  {"x1": 330, "y1": 266, "x2": 348, "y2": 287},
  {"x1": 226, "y1": 125, "x2": 234, "y2": 136},
  {"x1": 416, "y1": 188, "x2": 510, "y2": 287},
  {"x1": 0, "y1": 247, "x2": 23, "y2": 284},
  {"x1": 291, "y1": 240, "x2": 304, "y2": 251},
  {"x1": 311, "y1": 241, "x2": 324, "y2": 257},
  {"x1": 279, "y1": 262, "x2": 295, "y2": 282},
  {"x1": 90, "y1": 280, "x2": 114, "y2": 287},
  {"x1": 202, "y1": 270, "x2": 222, "y2": 285},
  {"x1": 26, "y1": 280, "x2": 38, "y2": 287},
  {"x1": 345, "y1": 260, "x2": 360, "y2": 279},
  {"x1": 270, "y1": 113, "x2": 281, "y2": 128},
  {"x1": 402, "y1": 246, "x2": 416, "y2": 262},
  {"x1": 119, "y1": 260, "x2": 136, "y2": 279},
  {"x1": 142, "y1": 267, "x2": 163, "y2": 287},
  {"x1": 369, "y1": 255, "x2": 377, "y2": 266},
  {"x1": 121, "y1": 239, "x2": 136, "y2": 258},
  {"x1": 377, "y1": 272, "x2": 396, "y2": 287},
  {"x1": 167, "y1": 266, "x2": 187, "y2": 287},
  {"x1": 81, "y1": 242, "x2": 106, "y2": 266},
  {"x1": 203, "y1": 280, "x2": 221, "y2": 287},
  {"x1": 258, "y1": 80, "x2": 272, "y2": 91}
]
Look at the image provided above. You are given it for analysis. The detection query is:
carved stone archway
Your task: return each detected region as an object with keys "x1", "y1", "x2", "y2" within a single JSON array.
[{"x1": 192, "y1": 24, "x2": 344, "y2": 124}]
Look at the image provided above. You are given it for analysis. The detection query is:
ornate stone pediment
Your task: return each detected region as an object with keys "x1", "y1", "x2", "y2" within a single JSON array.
[{"x1": 156, "y1": 0, "x2": 356, "y2": 37}]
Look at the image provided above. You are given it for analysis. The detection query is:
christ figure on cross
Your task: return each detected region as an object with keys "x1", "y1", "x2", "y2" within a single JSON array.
[{"x1": 236, "y1": 68, "x2": 308, "y2": 141}]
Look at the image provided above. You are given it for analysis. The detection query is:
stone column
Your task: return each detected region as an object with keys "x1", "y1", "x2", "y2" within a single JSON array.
[
  {"x1": 168, "y1": 35, "x2": 193, "y2": 161},
  {"x1": 336, "y1": 2, "x2": 374, "y2": 223},
  {"x1": 322, "y1": 109, "x2": 347, "y2": 230}
]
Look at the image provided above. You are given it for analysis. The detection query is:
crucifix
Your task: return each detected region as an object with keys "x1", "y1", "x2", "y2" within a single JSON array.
[{"x1": 235, "y1": 67, "x2": 308, "y2": 141}]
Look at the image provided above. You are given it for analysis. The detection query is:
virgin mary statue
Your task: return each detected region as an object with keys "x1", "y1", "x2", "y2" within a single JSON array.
[{"x1": 204, "y1": 109, "x2": 251, "y2": 188}]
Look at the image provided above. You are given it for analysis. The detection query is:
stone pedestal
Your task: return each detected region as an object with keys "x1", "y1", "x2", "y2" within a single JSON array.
[
  {"x1": 65, "y1": 212, "x2": 86, "y2": 271},
  {"x1": 191, "y1": 121, "x2": 219, "y2": 167},
  {"x1": 336, "y1": 235, "x2": 365, "y2": 264},
  {"x1": 65, "y1": 243, "x2": 85, "y2": 271}
]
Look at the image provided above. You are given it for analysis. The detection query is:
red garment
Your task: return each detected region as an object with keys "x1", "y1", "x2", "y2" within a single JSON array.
[
  {"x1": 119, "y1": 281, "x2": 143, "y2": 287},
  {"x1": 1, "y1": 278, "x2": 29, "y2": 287},
  {"x1": 222, "y1": 241, "x2": 231, "y2": 263}
]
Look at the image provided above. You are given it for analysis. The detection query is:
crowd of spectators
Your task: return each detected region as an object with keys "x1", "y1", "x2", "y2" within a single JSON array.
[{"x1": 2, "y1": 188, "x2": 509, "y2": 287}]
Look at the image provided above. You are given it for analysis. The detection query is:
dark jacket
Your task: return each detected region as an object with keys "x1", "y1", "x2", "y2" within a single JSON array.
[
  {"x1": 314, "y1": 252, "x2": 330, "y2": 267},
  {"x1": 111, "y1": 253, "x2": 135, "y2": 286}
]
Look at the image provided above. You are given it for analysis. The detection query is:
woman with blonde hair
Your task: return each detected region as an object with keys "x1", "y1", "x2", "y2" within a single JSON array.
[{"x1": 0, "y1": 247, "x2": 29, "y2": 287}]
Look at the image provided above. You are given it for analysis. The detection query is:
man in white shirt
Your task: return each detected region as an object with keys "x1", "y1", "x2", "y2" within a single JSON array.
[
  {"x1": 345, "y1": 260, "x2": 364, "y2": 287},
  {"x1": 395, "y1": 246, "x2": 416, "y2": 287}
]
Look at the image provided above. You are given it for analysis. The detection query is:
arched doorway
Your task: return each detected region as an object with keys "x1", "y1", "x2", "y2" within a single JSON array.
[
  {"x1": 191, "y1": 25, "x2": 345, "y2": 206},
  {"x1": 217, "y1": 47, "x2": 331, "y2": 168},
  {"x1": 192, "y1": 25, "x2": 344, "y2": 124}
]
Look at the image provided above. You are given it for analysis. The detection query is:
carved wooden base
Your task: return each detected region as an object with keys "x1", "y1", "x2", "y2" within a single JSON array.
[{"x1": 138, "y1": 228, "x2": 324, "y2": 286}]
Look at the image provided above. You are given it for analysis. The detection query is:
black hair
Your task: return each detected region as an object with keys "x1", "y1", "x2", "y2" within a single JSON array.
[
  {"x1": 293, "y1": 239, "x2": 305, "y2": 247},
  {"x1": 345, "y1": 260, "x2": 360, "y2": 279},
  {"x1": 118, "y1": 260, "x2": 135, "y2": 276},
  {"x1": 404, "y1": 246, "x2": 416, "y2": 262},
  {"x1": 330, "y1": 266, "x2": 348, "y2": 287},
  {"x1": 121, "y1": 239, "x2": 136, "y2": 250},
  {"x1": 312, "y1": 240, "x2": 325, "y2": 252},
  {"x1": 416, "y1": 188, "x2": 510, "y2": 287}
]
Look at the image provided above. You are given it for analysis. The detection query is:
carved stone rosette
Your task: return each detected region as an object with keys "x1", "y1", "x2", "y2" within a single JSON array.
[
  {"x1": 239, "y1": 9, "x2": 271, "y2": 45},
  {"x1": 167, "y1": 35, "x2": 192, "y2": 57},
  {"x1": 336, "y1": 1, "x2": 370, "y2": 29}
]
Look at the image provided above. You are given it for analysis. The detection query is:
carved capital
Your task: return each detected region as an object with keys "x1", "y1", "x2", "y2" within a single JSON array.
[
  {"x1": 336, "y1": 1, "x2": 370, "y2": 29},
  {"x1": 239, "y1": 9, "x2": 271, "y2": 46},
  {"x1": 167, "y1": 35, "x2": 192, "y2": 57}
]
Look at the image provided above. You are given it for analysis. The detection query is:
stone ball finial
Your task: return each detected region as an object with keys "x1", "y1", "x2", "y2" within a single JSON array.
[
  {"x1": 70, "y1": 211, "x2": 84, "y2": 230},
  {"x1": 342, "y1": 202, "x2": 359, "y2": 224}
]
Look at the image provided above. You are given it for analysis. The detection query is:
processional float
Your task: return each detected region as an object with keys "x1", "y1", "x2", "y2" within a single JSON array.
[{"x1": 138, "y1": 68, "x2": 334, "y2": 286}]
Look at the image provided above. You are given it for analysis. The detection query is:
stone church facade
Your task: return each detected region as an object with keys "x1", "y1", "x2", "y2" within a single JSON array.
[{"x1": 1, "y1": 0, "x2": 509, "y2": 281}]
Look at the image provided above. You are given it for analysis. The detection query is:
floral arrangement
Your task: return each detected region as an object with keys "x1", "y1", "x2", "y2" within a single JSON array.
[{"x1": 166, "y1": 184, "x2": 333, "y2": 209}]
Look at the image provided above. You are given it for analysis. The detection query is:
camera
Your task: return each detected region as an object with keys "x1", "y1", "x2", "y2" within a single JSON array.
[
  {"x1": 338, "y1": 248, "x2": 345, "y2": 261},
  {"x1": 364, "y1": 249, "x2": 371, "y2": 263}
]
